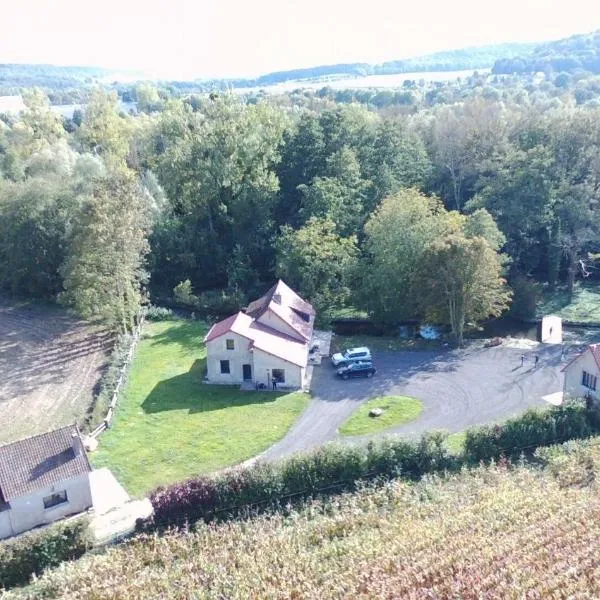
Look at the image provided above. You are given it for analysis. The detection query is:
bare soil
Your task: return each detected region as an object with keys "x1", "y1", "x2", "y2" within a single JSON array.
[{"x1": 0, "y1": 300, "x2": 111, "y2": 444}]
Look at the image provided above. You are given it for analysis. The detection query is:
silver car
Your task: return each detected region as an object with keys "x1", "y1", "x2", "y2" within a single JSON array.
[{"x1": 331, "y1": 346, "x2": 371, "y2": 367}]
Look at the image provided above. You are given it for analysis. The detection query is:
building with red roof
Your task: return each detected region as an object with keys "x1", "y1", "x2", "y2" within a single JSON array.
[
  {"x1": 563, "y1": 343, "x2": 600, "y2": 402},
  {"x1": 204, "y1": 281, "x2": 315, "y2": 389}
]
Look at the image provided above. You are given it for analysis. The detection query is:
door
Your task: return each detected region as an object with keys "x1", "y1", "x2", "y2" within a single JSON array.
[{"x1": 242, "y1": 364, "x2": 252, "y2": 380}]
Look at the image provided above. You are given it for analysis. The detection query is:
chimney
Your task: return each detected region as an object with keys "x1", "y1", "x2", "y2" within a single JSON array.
[{"x1": 71, "y1": 431, "x2": 82, "y2": 457}]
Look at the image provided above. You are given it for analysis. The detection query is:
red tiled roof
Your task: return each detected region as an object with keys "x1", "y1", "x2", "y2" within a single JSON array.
[
  {"x1": 204, "y1": 313, "x2": 251, "y2": 343},
  {"x1": 0, "y1": 425, "x2": 91, "y2": 502},
  {"x1": 245, "y1": 280, "x2": 314, "y2": 341},
  {"x1": 562, "y1": 343, "x2": 600, "y2": 372}
]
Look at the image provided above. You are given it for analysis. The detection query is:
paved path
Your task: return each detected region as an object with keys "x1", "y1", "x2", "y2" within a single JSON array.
[{"x1": 263, "y1": 343, "x2": 569, "y2": 461}]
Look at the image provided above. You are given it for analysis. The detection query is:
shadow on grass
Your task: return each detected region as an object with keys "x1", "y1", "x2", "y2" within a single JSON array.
[
  {"x1": 147, "y1": 319, "x2": 210, "y2": 352},
  {"x1": 141, "y1": 358, "x2": 288, "y2": 414}
]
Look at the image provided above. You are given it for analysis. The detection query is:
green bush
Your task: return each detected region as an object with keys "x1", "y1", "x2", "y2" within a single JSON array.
[
  {"x1": 464, "y1": 401, "x2": 595, "y2": 462},
  {"x1": 145, "y1": 305, "x2": 174, "y2": 321},
  {"x1": 509, "y1": 275, "x2": 541, "y2": 320},
  {"x1": 0, "y1": 518, "x2": 90, "y2": 591},
  {"x1": 147, "y1": 436, "x2": 455, "y2": 529}
]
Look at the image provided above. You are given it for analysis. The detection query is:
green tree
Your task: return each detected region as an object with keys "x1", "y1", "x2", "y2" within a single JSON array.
[
  {"x1": 77, "y1": 89, "x2": 131, "y2": 166},
  {"x1": 60, "y1": 173, "x2": 151, "y2": 333},
  {"x1": 275, "y1": 217, "x2": 358, "y2": 321},
  {"x1": 360, "y1": 188, "x2": 459, "y2": 325},
  {"x1": 419, "y1": 234, "x2": 511, "y2": 345}
]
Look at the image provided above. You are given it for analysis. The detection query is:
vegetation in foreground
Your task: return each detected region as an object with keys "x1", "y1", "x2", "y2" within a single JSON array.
[
  {"x1": 338, "y1": 396, "x2": 423, "y2": 436},
  {"x1": 91, "y1": 319, "x2": 309, "y2": 496},
  {"x1": 8, "y1": 438, "x2": 600, "y2": 599}
]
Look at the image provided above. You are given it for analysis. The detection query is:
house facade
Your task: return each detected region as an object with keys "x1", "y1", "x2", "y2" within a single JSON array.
[
  {"x1": 563, "y1": 343, "x2": 600, "y2": 403},
  {"x1": 204, "y1": 280, "x2": 315, "y2": 389},
  {"x1": 0, "y1": 425, "x2": 93, "y2": 540}
]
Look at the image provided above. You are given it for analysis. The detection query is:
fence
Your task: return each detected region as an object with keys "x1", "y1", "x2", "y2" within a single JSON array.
[{"x1": 89, "y1": 314, "x2": 145, "y2": 439}]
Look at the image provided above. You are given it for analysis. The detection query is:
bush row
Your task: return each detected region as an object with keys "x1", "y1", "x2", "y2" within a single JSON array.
[
  {"x1": 145, "y1": 401, "x2": 600, "y2": 530},
  {"x1": 0, "y1": 518, "x2": 90, "y2": 591},
  {"x1": 464, "y1": 401, "x2": 596, "y2": 462},
  {"x1": 145, "y1": 305, "x2": 175, "y2": 321},
  {"x1": 146, "y1": 432, "x2": 452, "y2": 529}
]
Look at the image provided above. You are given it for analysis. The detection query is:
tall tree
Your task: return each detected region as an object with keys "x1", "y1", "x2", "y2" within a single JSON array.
[
  {"x1": 275, "y1": 217, "x2": 358, "y2": 321},
  {"x1": 360, "y1": 188, "x2": 460, "y2": 325},
  {"x1": 418, "y1": 234, "x2": 511, "y2": 346},
  {"x1": 60, "y1": 173, "x2": 151, "y2": 333}
]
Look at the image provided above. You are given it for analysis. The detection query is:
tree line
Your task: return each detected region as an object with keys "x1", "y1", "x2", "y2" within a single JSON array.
[{"x1": 1, "y1": 82, "x2": 599, "y2": 342}]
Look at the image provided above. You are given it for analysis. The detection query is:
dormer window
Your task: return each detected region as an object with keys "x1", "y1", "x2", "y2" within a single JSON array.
[
  {"x1": 273, "y1": 293, "x2": 282, "y2": 304},
  {"x1": 226, "y1": 339, "x2": 235, "y2": 350}
]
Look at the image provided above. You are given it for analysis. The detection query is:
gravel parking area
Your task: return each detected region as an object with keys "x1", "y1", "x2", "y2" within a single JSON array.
[{"x1": 263, "y1": 343, "x2": 570, "y2": 460}]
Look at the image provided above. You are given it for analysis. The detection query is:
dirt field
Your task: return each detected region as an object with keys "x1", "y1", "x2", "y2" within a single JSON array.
[{"x1": 0, "y1": 300, "x2": 110, "y2": 444}]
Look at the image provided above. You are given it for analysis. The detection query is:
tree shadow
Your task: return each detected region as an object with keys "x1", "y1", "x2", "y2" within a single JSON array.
[
  {"x1": 145, "y1": 320, "x2": 210, "y2": 353},
  {"x1": 141, "y1": 358, "x2": 289, "y2": 414}
]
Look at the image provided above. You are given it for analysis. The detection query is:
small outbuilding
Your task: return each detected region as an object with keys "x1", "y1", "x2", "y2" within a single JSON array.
[
  {"x1": 0, "y1": 425, "x2": 93, "y2": 540},
  {"x1": 540, "y1": 315, "x2": 562, "y2": 344}
]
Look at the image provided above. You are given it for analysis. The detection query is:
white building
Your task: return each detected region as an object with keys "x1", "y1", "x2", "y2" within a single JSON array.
[
  {"x1": 204, "y1": 280, "x2": 315, "y2": 389},
  {"x1": 563, "y1": 343, "x2": 600, "y2": 403},
  {"x1": 0, "y1": 425, "x2": 93, "y2": 540}
]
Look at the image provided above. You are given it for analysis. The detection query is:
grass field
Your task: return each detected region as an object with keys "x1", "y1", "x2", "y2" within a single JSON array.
[
  {"x1": 538, "y1": 282, "x2": 600, "y2": 324},
  {"x1": 14, "y1": 438, "x2": 600, "y2": 599},
  {"x1": 339, "y1": 396, "x2": 423, "y2": 436},
  {"x1": 91, "y1": 319, "x2": 309, "y2": 496}
]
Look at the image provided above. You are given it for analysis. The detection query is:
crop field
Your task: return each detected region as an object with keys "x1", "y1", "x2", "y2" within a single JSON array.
[
  {"x1": 10, "y1": 438, "x2": 600, "y2": 599},
  {"x1": 0, "y1": 300, "x2": 109, "y2": 444}
]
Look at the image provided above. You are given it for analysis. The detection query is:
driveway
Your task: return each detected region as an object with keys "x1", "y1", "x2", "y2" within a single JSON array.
[{"x1": 262, "y1": 343, "x2": 568, "y2": 461}]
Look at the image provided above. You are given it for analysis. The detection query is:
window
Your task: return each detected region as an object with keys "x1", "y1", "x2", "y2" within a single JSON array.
[
  {"x1": 272, "y1": 368, "x2": 285, "y2": 383},
  {"x1": 582, "y1": 370, "x2": 597, "y2": 391},
  {"x1": 43, "y1": 490, "x2": 68, "y2": 509},
  {"x1": 220, "y1": 360, "x2": 230, "y2": 374},
  {"x1": 226, "y1": 339, "x2": 235, "y2": 350}
]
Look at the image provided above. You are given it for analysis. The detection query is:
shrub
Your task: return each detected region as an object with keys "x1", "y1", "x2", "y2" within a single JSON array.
[
  {"x1": 147, "y1": 436, "x2": 455, "y2": 530},
  {"x1": 145, "y1": 305, "x2": 174, "y2": 321},
  {"x1": 464, "y1": 401, "x2": 594, "y2": 462},
  {"x1": 0, "y1": 518, "x2": 90, "y2": 591}
]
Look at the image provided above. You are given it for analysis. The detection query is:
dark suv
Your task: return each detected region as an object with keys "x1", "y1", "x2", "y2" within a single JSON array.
[{"x1": 336, "y1": 361, "x2": 376, "y2": 380}]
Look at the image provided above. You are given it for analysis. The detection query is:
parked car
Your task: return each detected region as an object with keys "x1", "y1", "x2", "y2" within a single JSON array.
[
  {"x1": 331, "y1": 346, "x2": 371, "y2": 367},
  {"x1": 336, "y1": 361, "x2": 376, "y2": 380}
]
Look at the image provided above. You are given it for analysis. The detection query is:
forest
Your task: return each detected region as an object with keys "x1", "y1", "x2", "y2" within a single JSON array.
[{"x1": 1, "y1": 38, "x2": 600, "y2": 342}]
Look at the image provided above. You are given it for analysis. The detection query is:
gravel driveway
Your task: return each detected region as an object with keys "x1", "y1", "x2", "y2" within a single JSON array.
[{"x1": 263, "y1": 343, "x2": 568, "y2": 461}]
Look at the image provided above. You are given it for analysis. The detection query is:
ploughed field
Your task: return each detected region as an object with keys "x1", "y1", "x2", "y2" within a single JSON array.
[
  {"x1": 0, "y1": 300, "x2": 109, "y2": 444},
  {"x1": 10, "y1": 438, "x2": 600, "y2": 599}
]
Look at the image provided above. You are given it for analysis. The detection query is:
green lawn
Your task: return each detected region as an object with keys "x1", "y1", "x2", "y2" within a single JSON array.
[
  {"x1": 537, "y1": 283, "x2": 600, "y2": 324},
  {"x1": 444, "y1": 431, "x2": 467, "y2": 455},
  {"x1": 339, "y1": 396, "x2": 423, "y2": 436},
  {"x1": 91, "y1": 319, "x2": 309, "y2": 497}
]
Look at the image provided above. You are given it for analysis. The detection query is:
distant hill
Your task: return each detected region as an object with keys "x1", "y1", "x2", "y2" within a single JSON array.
[
  {"x1": 221, "y1": 42, "x2": 536, "y2": 88},
  {"x1": 492, "y1": 30, "x2": 600, "y2": 74}
]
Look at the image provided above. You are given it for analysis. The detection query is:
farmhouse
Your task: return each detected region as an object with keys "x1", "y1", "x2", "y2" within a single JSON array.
[
  {"x1": 563, "y1": 343, "x2": 600, "y2": 403},
  {"x1": 0, "y1": 425, "x2": 93, "y2": 540},
  {"x1": 204, "y1": 280, "x2": 315, "y2": 389}
]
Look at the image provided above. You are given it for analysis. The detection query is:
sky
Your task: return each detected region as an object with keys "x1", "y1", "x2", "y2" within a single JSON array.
[{"x1": 2, "y1": 0, "x2": 600, "y2": 80}]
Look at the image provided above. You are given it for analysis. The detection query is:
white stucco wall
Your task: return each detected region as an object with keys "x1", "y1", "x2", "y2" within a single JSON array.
[
  {"x1": 564, "y1": 351, "x2": 600, "y2": 401},
  {"x1": 257, "y1": 309, "x2": 305, "y2": 341},
  {"x1": 0, "y1": 509, "x2": 12, "y2": 539},
  {"x1": 206, "y1": 332, "x2": 253, "y2": 384},
  {"x1": 0, "y1": 472, "x2": 92, "y2": 540},
  {"x1": 252, "y1": 349, "x2": 304, "y2": 389}
]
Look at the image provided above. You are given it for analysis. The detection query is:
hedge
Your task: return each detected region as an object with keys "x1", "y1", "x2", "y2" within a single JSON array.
[
  {"x1": 145, "y1": 431, "x2": 455, "y2": 529},
  {"x1": 0, "y1": 518, "x2": 90, "y2": 591},
  {"x1": 463, "y1": 401, "x2": 595, "y2": 462},
  {"x1": 144, "y1": 402, "x2": 600, "y2": 531}
]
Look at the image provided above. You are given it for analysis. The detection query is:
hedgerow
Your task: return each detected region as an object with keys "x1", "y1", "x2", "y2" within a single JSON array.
[{"x1": 0, "y1": 518, "x2": 90, "y2": 591}]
